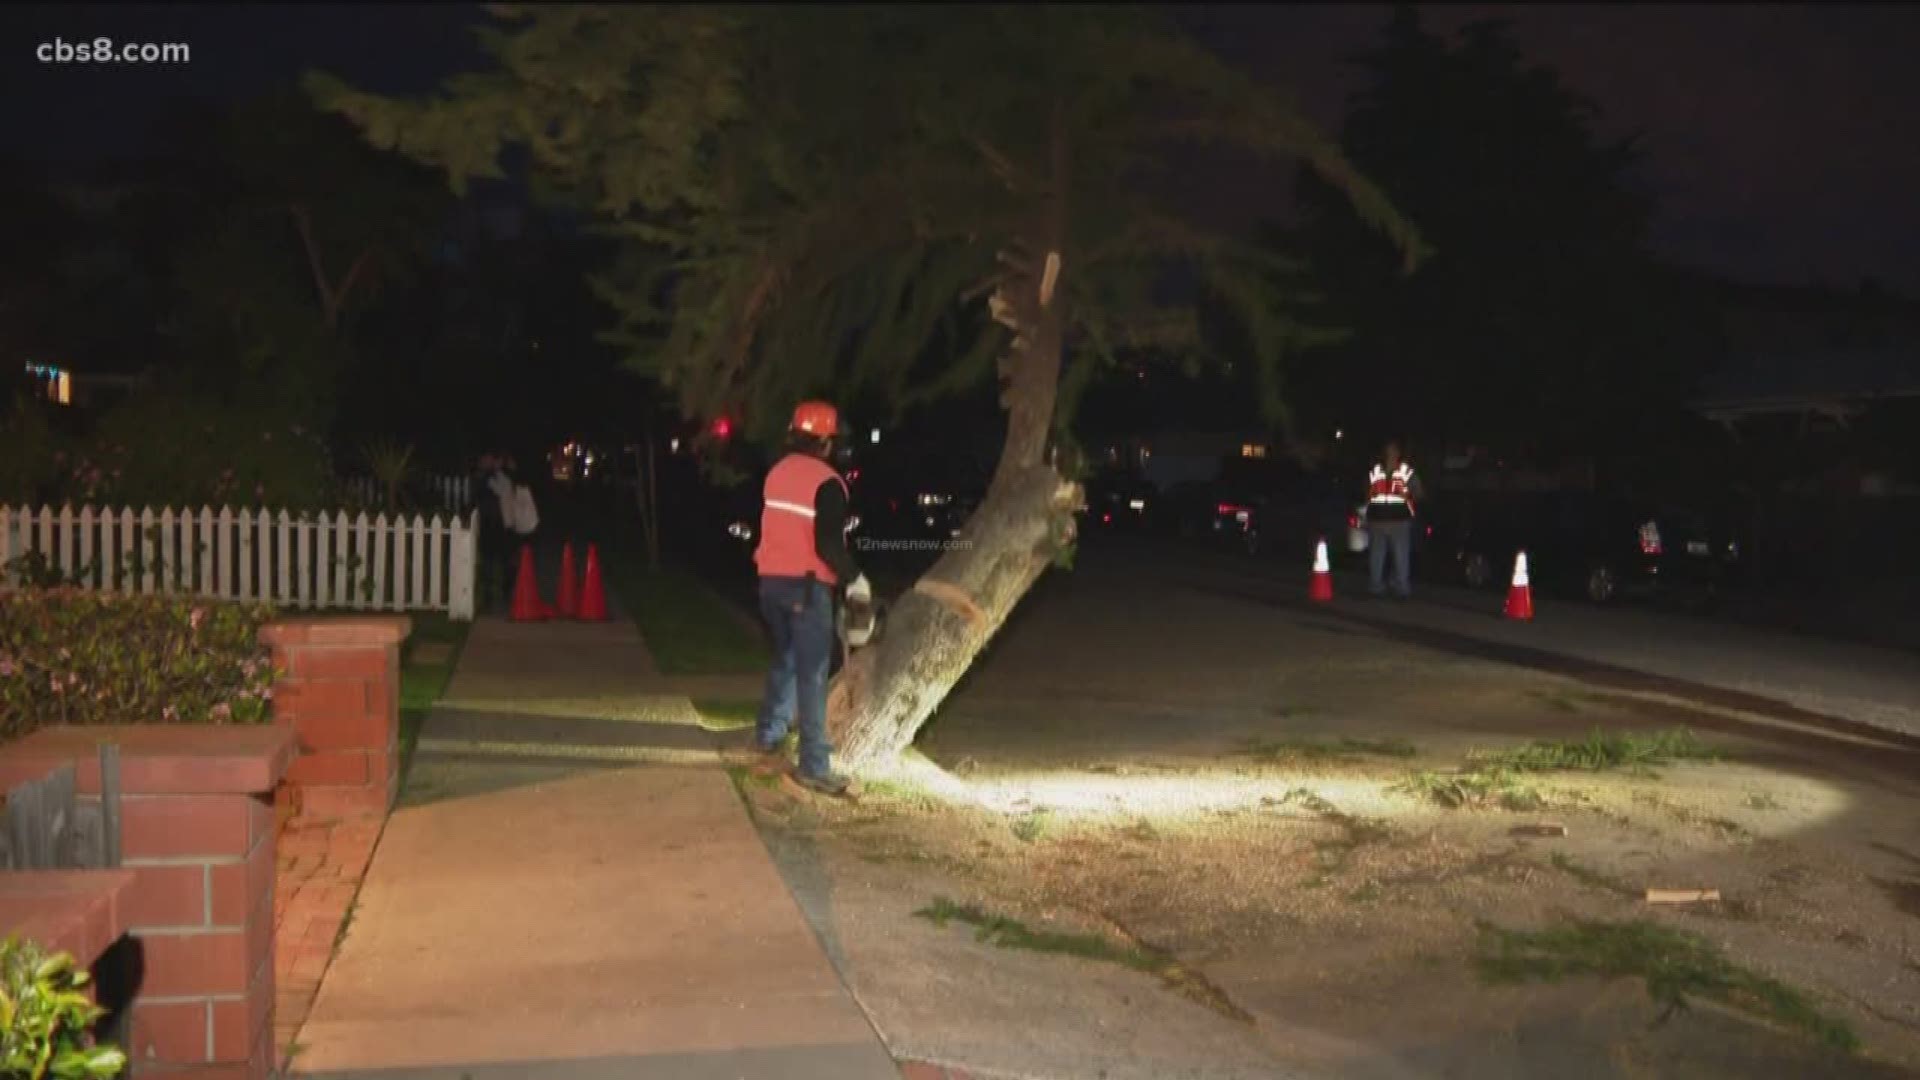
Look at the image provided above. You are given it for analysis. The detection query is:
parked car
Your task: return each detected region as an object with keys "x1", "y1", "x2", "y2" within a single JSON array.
[
  {"x1": 845, "y1": 450, "x2": 985, "y2": 543},
  {"x1": 1162, "y1": 456, "x2": 1353, "y2": 560},
  {"x1": 1423, "y1": 489, "x2": 1744, "y2": 604},
  {"x1": 1082, "y1": 465, "x2": 1157, "y2": 533}
]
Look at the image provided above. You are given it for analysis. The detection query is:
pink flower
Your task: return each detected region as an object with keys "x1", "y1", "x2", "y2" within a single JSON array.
[
  {"x1": 50, "y1": 675, "x2": 64, "y2": 694},
  {"x1": 210, "y1": 702, "x2": 232, "y2": 721},
  {"x1": 190, "y1": 607, "x2": 207, "y2": 631},
  {"x1": 162, "y1": 705, "x2": 179, "y2": 722}
]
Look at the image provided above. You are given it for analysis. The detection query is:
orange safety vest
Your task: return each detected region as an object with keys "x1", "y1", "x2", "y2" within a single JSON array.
[
  {"x1": 754, "y1": 453, "x2": 848, "y2": 584},
  {"x1": 1367, "y1": 462, "x2": 1417, "y2": 516}
]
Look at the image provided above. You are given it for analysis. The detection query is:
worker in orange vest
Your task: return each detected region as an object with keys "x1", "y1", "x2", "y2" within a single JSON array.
[
  {"x1": 1365, "y1": 440, "x2": 1424, "y2": 599},
  {"x1": 752, "y1": 401, "x2": 868, "y2": 794}
]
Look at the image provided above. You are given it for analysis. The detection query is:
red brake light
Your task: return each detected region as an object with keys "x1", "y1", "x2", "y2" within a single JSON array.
[
  {"x1": 1218, "y1": 502, "x2": 1245, "y2": 515},
  {"x1": 1348, "y1": 514, "x2": 1360, "y2": 529},
  {"x1": 711, "y1": 417, "x2": 733, "y2": 439},
  {"x1": 1102, "y1": 512, "x2": 1113, "y2": 524},
  {"x1": 1639, "y1": 522, "x2": 1663, "y2": 556}
]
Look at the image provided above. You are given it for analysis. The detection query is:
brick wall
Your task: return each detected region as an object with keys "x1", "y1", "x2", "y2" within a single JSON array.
[
  {"x1": 0, "y1": 726, "x2": 294, "y2": 1080},
  {"x1": 262, "y1": 617, "x2": 410, "y2": 823}
]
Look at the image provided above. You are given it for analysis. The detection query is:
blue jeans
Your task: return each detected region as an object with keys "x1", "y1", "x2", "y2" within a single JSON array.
[
  {"x1": 1368, "y1": 520, "x2": 1413, "y2": 597},
  {"x1": 756, "y1": 576, "x2": 837, "y2": 778}
]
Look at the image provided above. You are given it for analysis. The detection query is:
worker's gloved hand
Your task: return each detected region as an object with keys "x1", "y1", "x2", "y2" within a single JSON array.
[{"x1": 847, "y1": 574, "x2": 872, "y2": 605}]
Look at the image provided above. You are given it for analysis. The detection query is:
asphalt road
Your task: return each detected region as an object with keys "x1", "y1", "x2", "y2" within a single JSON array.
[{"x1": 1083, "y1": 534, "x2": 1920, "y2": 750}]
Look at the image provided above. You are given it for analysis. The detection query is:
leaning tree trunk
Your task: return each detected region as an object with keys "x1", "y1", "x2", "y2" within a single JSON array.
[{"x1": 829, "y1": 107, "x2": 1080, "y2": 771}]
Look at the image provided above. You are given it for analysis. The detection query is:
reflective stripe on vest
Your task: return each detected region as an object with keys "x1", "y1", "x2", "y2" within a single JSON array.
[
  {"x1": 754, "y1": 453, "x2": 846, "y2": 584},
  {"x1": 1367, "y1": 463, "x2": 1416, "y2": 513}
]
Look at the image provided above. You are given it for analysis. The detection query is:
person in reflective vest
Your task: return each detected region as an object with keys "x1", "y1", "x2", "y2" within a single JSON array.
[
  {"x1": 1364, "y1": 441, "x2": 1424, "y2": 599},
  {"x1": 752, "y1": 400, "x2": 868, "y2": 795}
]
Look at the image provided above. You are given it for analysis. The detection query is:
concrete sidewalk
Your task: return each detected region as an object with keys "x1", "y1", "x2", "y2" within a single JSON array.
[{"x1": 288, "y1": 615, "x2": 897, "y2": 1079}]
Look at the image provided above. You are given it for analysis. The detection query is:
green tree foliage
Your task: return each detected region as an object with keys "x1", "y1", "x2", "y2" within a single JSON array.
[
  {"x1": 165, "y1": 92, "x2": 446, "y2": 425},
  {"x1": 310, "y1": 6, "x2": 1423, "y2": 447},
  {"x1": 1295, "y1": 8, "x2": 1714, "y2": 463},
  {"x1": 311, "y1": 5, "x2": 1424, "y2": 766}
]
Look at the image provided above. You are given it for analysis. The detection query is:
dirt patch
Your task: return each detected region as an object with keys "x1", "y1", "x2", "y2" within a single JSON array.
[
  {"x1": 746, "y1": 563, "x2": 1920, "y2": 1077},
  {"x1": 742, "y1": 711, "x2": 1920, "y2": 1076}
]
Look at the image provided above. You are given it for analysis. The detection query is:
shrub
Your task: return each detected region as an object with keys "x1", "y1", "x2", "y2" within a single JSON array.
[
  {"x1": 0, "y1": 394, "x2": 65, "y2": 507},
  {"x1": 0, "y1": 590, "x2": 275, "y2": 740},
  {"x1": 64, "y1": 394, "x2": 335, "y2": 510},
  {"x1": 0, "y1": 936, "x2": 128, "y2": 1079}
]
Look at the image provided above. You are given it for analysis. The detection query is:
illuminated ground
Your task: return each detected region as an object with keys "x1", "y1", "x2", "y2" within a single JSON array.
[{"x1": 740, "y1": 554, "x2": 1920, "y2": 1079}]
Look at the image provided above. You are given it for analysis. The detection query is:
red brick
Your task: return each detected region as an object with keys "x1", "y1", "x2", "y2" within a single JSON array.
[
  {"x1": 122, "y1": 795, "x2": 251, "y2": 859},
  {"x1": 211, "y1": 961, "x2": 272, "y2": 1062},
  {"x1": 247, "y1": 889, "x2": 276, "y2": 979},
  {"x1": 131, "y1": 999, "x2": 209, "y2": 1064},
  {"x1": 247, "y1": 792, "x2": 275, "y2": 848},
  {"x1": 209, "y1": 837, "x2": 274, "y2": 926},
  {"x1": 285, "y1": 749, "x2": 369, "y2": 786},
  {"x1": 133, "y1": 1062, "x2": 261, "y2": 1080},
  {"x1": 296, "y1": 785, "x2": 389, "y2": 819},
  {"x1": 262, "y1": 616, "x2": 408, "y2": 652},
  {"x1": 0, "y1": 726, "x2": 294, "y2": 797},
  {"x1": 273, "y1": 679, "x2": 367, "y2": 727},
  {"x1": 365, "y1": 749, "x2": 395, "y2": 787},
  {"x1": 295, "y1": 706, "x2": 390, "y2": 753},
  {"x1": 141, "y1": 929, "x2": 251, "y2": 997},
  {"x1": 286, "y1": 646, "x2": 388, "y2": 681},
  {"x1": 121, "y1": 864, "x2": 207, "y2": 929}
]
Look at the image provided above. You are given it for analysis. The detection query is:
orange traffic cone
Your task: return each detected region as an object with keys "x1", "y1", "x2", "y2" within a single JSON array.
[
  {"x1": 577, "y1": 544, "x2": 610, "y2": 622},
  {"x1": 509, "y1": 544, "x2": 549, "y2": 622},
  {"x1": 1309, "y1": 537, "x2": 1334, "y2": 602},
  {"x1": 1504, "y1": 551, "x2": 1534, "y2": 621},
  {"x1": 557, "y1": 542, "x2": 580, "y2": 618}
]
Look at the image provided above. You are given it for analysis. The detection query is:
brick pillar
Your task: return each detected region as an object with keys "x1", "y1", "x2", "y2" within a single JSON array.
[
  {"x1": 0, "y1": 725, "x2": 295, "y2": 1080},
  {"x1": 261, "y1": 617, "x2": 411, "y2": 823}
]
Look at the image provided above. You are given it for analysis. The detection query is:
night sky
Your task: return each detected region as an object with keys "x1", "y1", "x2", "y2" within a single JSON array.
[{"x1": 4, "y1": 3, "x2": 1918, "y2": 294}]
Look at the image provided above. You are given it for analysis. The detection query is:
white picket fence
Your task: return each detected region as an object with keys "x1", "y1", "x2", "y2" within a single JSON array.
[
  {"x1": 341, "y1": 475, "x2": 474, "y2": 514},
  {"x1": 0, "y1": 505, "x2": 478, "y2": 620}
]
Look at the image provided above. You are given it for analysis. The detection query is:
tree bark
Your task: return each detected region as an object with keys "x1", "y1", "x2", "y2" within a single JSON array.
[{"x1": 828, "y1": 102, "x2": 1079, "y2": 771}]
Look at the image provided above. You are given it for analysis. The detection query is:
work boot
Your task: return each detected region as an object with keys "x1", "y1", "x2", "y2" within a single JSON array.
[{"x1": 795, "y1": 770, "x2": 852, "y2": 796}]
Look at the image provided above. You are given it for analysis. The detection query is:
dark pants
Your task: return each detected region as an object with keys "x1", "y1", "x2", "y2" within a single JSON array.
[
  {"x1": 756, "y1": 575, "x2": 837, "y2": 778},
  {"x1": 1369, "y1": 519, "x2": 1414, "y2": 597},
  {"x1": 480, "y1": 526, "x2": 513, "y2": 613}
]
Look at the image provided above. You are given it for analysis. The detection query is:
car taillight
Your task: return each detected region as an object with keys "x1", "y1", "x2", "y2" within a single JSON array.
[
  {"x1": 1639, "y1": 522, "x2": 1663, "y2": 556},
  {"x1": 1347, "y1": 514, "x2": 1360, "y2": 530},
  {"x1": 1218, "y1": 502, "x2": 1242, "y2": 515}
]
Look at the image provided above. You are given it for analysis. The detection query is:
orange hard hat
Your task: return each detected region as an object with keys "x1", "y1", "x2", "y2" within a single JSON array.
[{"x1": 791, "y1": 400, "x2": 839, "y2": 437}]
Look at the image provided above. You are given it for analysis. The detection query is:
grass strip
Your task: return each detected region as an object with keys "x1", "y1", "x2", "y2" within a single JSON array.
[{"x1": 1476, "y1": 919, "x2": 1858, "y2": 1053}]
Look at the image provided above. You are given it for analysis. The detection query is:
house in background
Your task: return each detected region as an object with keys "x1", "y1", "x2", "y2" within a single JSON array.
[
  {"x1": 19, "y1": 360, "x2": 149, "y2": 414},
  {"x1": 1691, "y1": 278, "x2": 1920, "y2": 498}
]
